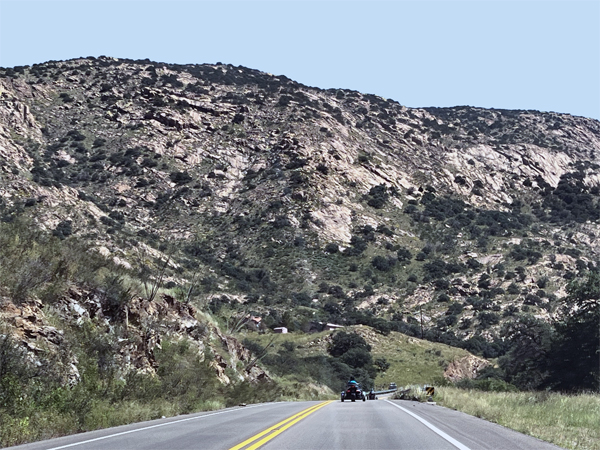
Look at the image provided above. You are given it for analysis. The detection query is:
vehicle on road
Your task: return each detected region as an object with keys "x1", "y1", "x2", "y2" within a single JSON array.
[{"x1": 341, "y1": 384, "x2": 366, "y2": 402}]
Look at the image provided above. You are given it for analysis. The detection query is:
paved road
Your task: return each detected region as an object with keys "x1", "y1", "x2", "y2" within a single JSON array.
[{"x1": 8, "y1": 400, "x2": 565, "y2": 450}]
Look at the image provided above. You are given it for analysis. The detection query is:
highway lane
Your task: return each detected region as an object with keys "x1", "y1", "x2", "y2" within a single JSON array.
[
  {"x1": 8, "y1": 399, "x2": 565, "y2": 450},
  {"x1": 256, "y1": 400, "x2": 565, "y2": 450},
  {"x1": 8, "y1": 402, "x2": 320, "y2": 450}
]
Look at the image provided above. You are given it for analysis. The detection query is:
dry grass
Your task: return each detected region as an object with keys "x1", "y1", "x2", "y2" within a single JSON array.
[{"x1": 437, "y1": 387, "x2": 600, "y2": 450}]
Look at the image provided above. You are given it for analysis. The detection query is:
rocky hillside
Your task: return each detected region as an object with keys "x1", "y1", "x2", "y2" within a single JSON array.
[{"x1": 1, "y1": 56, "x2": 600, "y2": 366}]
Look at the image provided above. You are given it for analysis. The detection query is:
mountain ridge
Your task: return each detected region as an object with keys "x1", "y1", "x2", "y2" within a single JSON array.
[{"x1": 1, "y1": 55, "x2": 599, "y2": 388}]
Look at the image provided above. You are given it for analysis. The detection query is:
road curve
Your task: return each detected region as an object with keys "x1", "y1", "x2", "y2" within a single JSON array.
[{"x1": 7, "y1": 399, "x2": 565, "y2": 450}]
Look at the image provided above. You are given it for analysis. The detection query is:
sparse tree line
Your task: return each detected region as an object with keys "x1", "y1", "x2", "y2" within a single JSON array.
[{"x1": 451, "y1": 270, "x2": 600, "y2": 393}]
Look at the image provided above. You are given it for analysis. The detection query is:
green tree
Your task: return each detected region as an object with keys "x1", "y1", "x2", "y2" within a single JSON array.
[
  {"x1": 340, "y1": 347, "x2": 372, "y2": 369},
  {"x1": 547, "y1": 271, "x2": 600, "y2": 391},
  {"x1": 499, "y1": 315, "x2": 553, "y2": 390},
  {"x1": 328, "y1": 332, "x2": 371, "y2": 357},
  {"x1": 374, "y1": 357, "x2": 390, "y2": 372}
]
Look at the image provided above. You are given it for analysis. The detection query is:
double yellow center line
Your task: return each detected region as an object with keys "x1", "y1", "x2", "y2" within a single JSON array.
[{"x1": 229, "y1": 401, "x2": 333, "y2": 450}]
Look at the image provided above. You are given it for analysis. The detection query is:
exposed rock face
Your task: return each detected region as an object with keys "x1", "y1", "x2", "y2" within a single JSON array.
[
  {"x1": 0, "y1": 290, "x2": 268, "y2": 385},
  {"x1": 0, "y1": 296, "x2": 80, "y2": 385},
  {"x1": 1, "y1": 58, "x2": 598, "y2": 250},
  {"x1": 443, "y1": 355, "x2": 490, "y2": 382}
]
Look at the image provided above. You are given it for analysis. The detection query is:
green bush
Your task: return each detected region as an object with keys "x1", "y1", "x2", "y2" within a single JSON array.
[
  {"x1": 0, "y1": 333, "x2": 35, "y2": 415},
  {"x1": 366, "y1": 184, "x2": 389, "y2": 209},
  {"x1": 325, "y1": 242, "x2": 339, "y2": 253},
  {"x1": 328, "y1": 331, "x2": 371, "y2": 357},
  {"x1": 397, "y1": 247, "x2": 412, "y2": 263},
  {"x1": 0, "y1": 218, "x2": 83, "y2": 303},
  {"x1": 169, "y1": 171, "x2": 193, "y2": 185},
  {"x1": 340, "y1": 347, "x2": 373, "y2": 369},
  {"x1": 371, "y1": 255, "x2": 396, "y2": 272}
]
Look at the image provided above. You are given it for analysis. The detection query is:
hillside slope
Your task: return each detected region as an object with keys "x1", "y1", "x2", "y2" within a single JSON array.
[{"x1": 1, "y1": 56, "x2": 599, "y2": 378}]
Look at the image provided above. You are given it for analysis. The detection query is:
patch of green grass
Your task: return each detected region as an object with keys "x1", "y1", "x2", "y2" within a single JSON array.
[
  {"x1": 0, "y1": 398, "x2": 225, "y2": 447},
  {"x1": 437, "y1": 387, "x2": 600, "y2": 450},
  {"x1": 369, "y1": 330, "x2": 471, "y2": 388},
  {"x1": 241, "y1": 326, "x2": 473, "y2": 389}
]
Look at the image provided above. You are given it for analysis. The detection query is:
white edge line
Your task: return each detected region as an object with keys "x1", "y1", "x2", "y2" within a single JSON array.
[
  {"x1": 385, "y1": 400, "x2": 472, "y2": 450},
  {"x1": 46, "y1": 403, "x2": 269, "y2": 450}
]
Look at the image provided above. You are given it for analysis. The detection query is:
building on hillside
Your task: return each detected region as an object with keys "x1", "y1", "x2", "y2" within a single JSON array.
[{"x1": 308, "y1": 322, "x2": 345, "y2": 332}]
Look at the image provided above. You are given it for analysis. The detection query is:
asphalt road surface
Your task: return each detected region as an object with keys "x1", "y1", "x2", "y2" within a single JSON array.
[{"x1": 8, "y1": 399, "x2": 565, "y2": 450}]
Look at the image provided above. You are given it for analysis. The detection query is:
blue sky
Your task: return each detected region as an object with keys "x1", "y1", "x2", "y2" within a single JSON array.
[{"x1": 1, "y1": 1, "x2": 598, "y2": 120}]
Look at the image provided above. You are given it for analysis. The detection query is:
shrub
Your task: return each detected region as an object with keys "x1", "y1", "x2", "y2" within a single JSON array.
[
  {"x1": 343, "y1": 235, "x2": 368, "y2": 256},
  {"x1": 397, "y1": 247, "x2": 412, "y2": 263},
  {"x1": 374, "y1": 357, "x2": 390, "y2": 372},
  {"x1": 328, "y1": 285, "x2": 346, "y2": 299},
  {"x1": 340, "y1": 347, "x2": 372, "y2": 369},
  {"x1": 169, "y1": 171, "x2": 193, "y2": 185},
  {"x1": 437, "y1": 293, "x2": 451, "y2": 302},
  {"x1": 0, "y1": 218, "x2": 87, "y2": 303},
  {"x1": 325, "y1": 243, "x2": 339, "y2": 254},
  {"x1": 272, "y1": 216, "x2": 291, "y2": 229},
  {"x1": 536, "y1": 276, "x2": 549, "y2": 288},
  {"x1": 524, "y1": 294, "x2": 541, "y2": 305},
  {"x1": 0, "y1": 333, "x2": 35, "y2": 414},
  {"x1": 67, "y1": 130, "x2": 86, "y2": 141},
  {"x1": 154, "y1": 339, "x2": 220, "y2": 407},
  {"x1": 423, "y1": 259, "x2": 446, "y2": 280},
  {"x1": 439, "y1": 314, "x2": 458, "y2": 327},
  {"x1": 477, "y1": 312, "x2": 500, "y2": 329},
  {"x1": 291, "y1": 292, "x2": 311, "y2": 306},
  {"x1": 509, "y1": 241, "x2": 543, "y2": 264},
  {"x1": 60, "y1": 93, "x2": 74, "y2": 103},
  {"x1": 328, "y1": 331, "x2": 371, "y2": 357},
  {"x1": 52, "y1": 220, "x2": 73, "y2": 239},
  {"x1": 478, "y1": 274, "x2": 492, "y2": 289},
  {"x1": 371, "y1": 255, "x2": 396, "y2": 272},
  {"x1": 277, "y1": 95, "x2": 292, "y2": 107},
  {"x1": 503, "y1": 305, "x2": 519, "y2": 316},
  {"x1": 455, "y1": 378, "x2": 517, "y2": 392},
  {"x1": 366, "y1": 184, "x2": 389, "y2": 209},
  {"x1": 446, "y1": 302, "x2": 463, "y2": 315},
  {"x1": 433, "y1": 278, "x2": 450, "y2": 291},
  {"x1": 507, "y1": 282, "x2": 520, "y2": 295},
  {"x1": 316, "y1": 163, "x2": 329, "y2": 175},
  {"x1": 545, "y1": 271, "x2": 600, "y2": 391}
]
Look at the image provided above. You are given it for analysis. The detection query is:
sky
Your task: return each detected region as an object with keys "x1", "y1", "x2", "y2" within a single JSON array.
[{"x1": 0, "y1": 0, "x2": 598, "y2": 120}]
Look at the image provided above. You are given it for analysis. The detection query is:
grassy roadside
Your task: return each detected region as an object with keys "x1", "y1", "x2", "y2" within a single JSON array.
[
  {"x1": 436, "y1": 387, "x2": 600, "y2": 450},
  {"x1": 0, "y1": 397, "x2": 225, "y2": 447}
]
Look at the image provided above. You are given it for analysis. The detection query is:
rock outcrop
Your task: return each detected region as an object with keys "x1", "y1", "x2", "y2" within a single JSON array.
[
  {"x1": 443, "y1": 355, "x2": 490, "y2": 382},
  {"x1": 0, "y1": 290, "x2": 268, "y2": 386}
]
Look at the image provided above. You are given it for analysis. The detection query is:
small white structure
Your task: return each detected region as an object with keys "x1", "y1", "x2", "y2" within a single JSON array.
[
  {"x1": 273, "y1": 327, "x2": 288, "y2": 334},
  {"x1": 323, "y1": 323, "x2": 344, "y2": 331}
]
